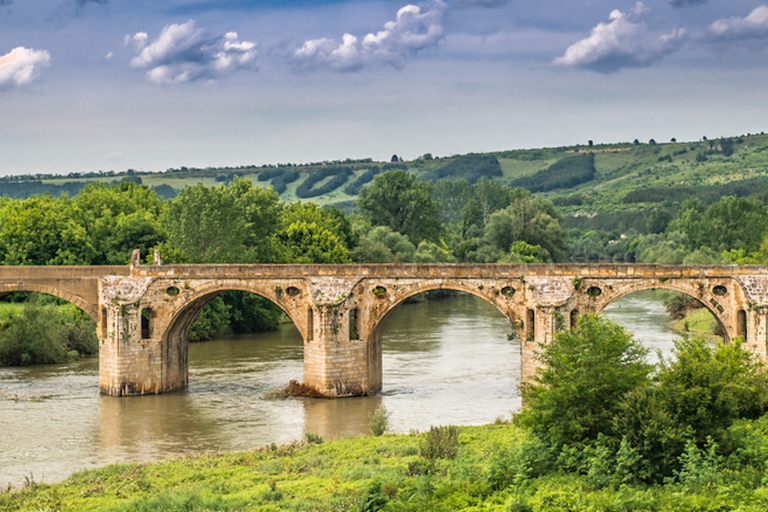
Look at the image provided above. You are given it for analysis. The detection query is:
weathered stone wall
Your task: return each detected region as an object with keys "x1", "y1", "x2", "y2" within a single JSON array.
[{"x1": 4, "y1": 262, "x2": 768, "y2": 397}]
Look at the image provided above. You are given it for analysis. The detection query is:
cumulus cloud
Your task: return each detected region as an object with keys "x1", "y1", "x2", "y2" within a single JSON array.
[
  {"x1": 128, "y1": 20, "x2": 256, "y2": 84},
  {"x1": 0, "y1": 47, "x2": 51, "y2": 87},
  {"x1": 553, "y1": 2, "x2": 687, "y2": 73},
  {"x1": 706, "y1": 5, "x2": 768, "y2": 43},
  {"x1": 292, "y1": 0, "x2": 447, "y2": 72},
  {"x1": 668, "y1": 0, "x2": 706, "y2": 7}
]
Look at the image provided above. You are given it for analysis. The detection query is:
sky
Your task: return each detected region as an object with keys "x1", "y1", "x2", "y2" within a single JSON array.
[{"x1": 1, "y1": 0, "x2": 767, "y2": 177}]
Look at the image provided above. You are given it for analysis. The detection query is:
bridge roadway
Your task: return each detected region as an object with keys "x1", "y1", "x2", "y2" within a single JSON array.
[{"x1": 2, "y1": 256, "x2": 768, "y2": 397}]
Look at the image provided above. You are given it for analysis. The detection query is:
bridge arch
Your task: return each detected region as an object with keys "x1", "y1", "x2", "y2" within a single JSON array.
[
  {"x1": 156, "y1": 281, "x2": 308, "y2": 345},
  {"x1": 580, "y1": 278, "x2": 743, "y2": 343},
  {"x1": 361, "y1": 280, "x2": 523, "y2": 343},
  {"x1": 0, "y1": 283, "x2": 97, "y2": 322}
]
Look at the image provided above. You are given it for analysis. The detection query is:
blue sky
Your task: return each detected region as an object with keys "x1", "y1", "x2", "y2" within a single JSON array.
[{"x1": 1, "y1": 0, "x2": 767, "y2": 176}]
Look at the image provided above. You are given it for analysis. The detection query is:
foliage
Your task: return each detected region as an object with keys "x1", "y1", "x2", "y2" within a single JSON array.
[
  {"x1": 344, "y1": 166, "x2": 382, "y2": 195},
  {"x1": 357, "y1": 170, "x2": 443, "y2": 244},
  {"x1": 0, "y1": 195, "x2": 97, "y2": 265},
  {"x1": 511, "y1": 153, "x2": 596, "y2": 193},
  {"x1": 423, "y1": 154, "x2": 502, "y2": 183},
  {"x1": 0, "y1": 299, "x2": 97, "y2": 366},
  {"x1": 369, "y1": 406, "x2": 389, "y2": 437},
  {"x1": 188, "y1": 296, "x2": 231, "y2": 343},
  {"x1": 420, "y1": 425, "x2": 460, "y2": 460},
  {"x1": 278, "y1": 221, "x2": 351, "y2": 264},
  {"x1": 482, "y1": 189, "x2": 567, "y2": 262},
  {"x1": 295, "y1": 166, "x2": 353, "y2": 198},
  {"x1": 351, "y1": 226, "x2": 416, "y2": 263},
  {"x1": 517, "y1": 315, "x2": 652, "y2": 447}
]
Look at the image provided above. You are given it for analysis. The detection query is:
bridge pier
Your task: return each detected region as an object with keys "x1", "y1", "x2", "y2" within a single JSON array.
[
  {"x1": 99, "y1": 302, "x2": 175, "y2": 396},
  {"x1": 303, "y1": 304, "x2": 376, "y2": 397}
]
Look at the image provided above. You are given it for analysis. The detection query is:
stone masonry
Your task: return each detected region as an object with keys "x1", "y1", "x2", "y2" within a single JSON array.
[{"x1": 2, "y1": 258, "x2": 768, "y2": 397}]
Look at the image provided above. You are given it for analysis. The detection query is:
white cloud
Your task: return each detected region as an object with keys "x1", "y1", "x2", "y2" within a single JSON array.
[
  {"x1": 128, "y1": 20, "x2": 256, "y2": 84},
  {"x1": 292, "y1": 0, "x2": 447, "y2": 72},
  {"x1": 0, "y1": 47, "x2": 51, "y2": 87},
  {"x1": 553, "y1": 2, "x2": 687, "y2": 73},
  {"x1": 707, "y1": 5, "x2": 768, "y2": 43}
]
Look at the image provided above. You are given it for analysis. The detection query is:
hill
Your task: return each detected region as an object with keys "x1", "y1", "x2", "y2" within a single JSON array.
[{"x1": 3, "y1": 132, "x2": 768, "y2": 226}]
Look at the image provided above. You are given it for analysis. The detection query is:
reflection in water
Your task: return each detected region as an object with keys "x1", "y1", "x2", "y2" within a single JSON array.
[{"x1": 0, "y1": 291, "x2": 685, "y2": 487}]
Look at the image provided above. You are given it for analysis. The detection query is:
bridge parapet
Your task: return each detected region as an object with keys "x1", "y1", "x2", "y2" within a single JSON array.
[{"x1": 3, "y1": 262, "x2": 768, "y2": 397}]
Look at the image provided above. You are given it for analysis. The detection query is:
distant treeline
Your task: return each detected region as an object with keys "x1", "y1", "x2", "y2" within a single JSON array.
[
  {"x1": 295, "y1": 166, "x2": 353, "y2": 199},
  {"x1": 344, "y1": 167, "x2": 382, "y2": 195},
  {"x1": 256, "y1": 169, "x2": 300, "y2": 194},
  {"x1": 424, "y1": 154, "x2": 502, "y2": 184},
  {"x1": 511, "y1": 153, "x2": 596, "y2": 193},
  {"x1": 623, "y1": 176, "x2": 768, "y2": 205},
  {"x1": 0, "y1": 178, "x2": 177, "y2": 200}
]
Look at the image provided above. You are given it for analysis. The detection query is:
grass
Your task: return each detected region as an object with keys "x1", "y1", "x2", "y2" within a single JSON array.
[
  {"x1": 671, "y1": 307, "x2": 723, "y2": 340},
  {"x1": 5, "y1": 422, "x2": 768, "y2": 511}
]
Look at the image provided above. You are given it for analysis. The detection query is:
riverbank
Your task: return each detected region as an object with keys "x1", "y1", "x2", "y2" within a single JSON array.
[
  {"x1": 4, "y1": 422, "x2": 768, "y2": 511},
  {"x1": 670, "y1": 306, "x2": 724, "y2": 343}
]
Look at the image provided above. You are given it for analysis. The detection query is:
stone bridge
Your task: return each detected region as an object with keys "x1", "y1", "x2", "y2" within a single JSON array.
[{"x1": 2, "y1": 256, "x2": 768, "y2": 397}]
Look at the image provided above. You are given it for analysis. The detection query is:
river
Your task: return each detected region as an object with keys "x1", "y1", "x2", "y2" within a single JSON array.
[{"x1": 0, "y1": 290, "x2": 682, "y2": 488}]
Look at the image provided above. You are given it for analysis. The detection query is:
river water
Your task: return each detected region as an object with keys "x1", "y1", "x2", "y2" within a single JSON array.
[{"x1": 0, "y1": 290, "x2": 681, "y2": 488}]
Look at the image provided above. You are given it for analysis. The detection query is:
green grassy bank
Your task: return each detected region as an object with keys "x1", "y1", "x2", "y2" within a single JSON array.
[{"x1": 4, "y1": 421, "x2": 768, "y2": 512}]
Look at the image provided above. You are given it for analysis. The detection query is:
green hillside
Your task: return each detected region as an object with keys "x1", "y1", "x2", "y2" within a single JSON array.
[{"x1": 3, "y1": 132, "x2": 768, "y2": 221}]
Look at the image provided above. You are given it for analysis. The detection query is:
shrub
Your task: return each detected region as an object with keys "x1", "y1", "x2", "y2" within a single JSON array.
[
  {"x1": 369, "y1": 406, "x2": 389, "y2": 436},
  {"x1": 420, "y1": 425, "x2": 459, "y2": 460},
  {"x1": 517, "y1": 315, "x2": 652, "y2": 447}
]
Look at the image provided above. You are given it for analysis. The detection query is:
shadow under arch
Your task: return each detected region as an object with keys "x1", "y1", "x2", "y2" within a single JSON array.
[
  {"x1": 588, "y1": 281, "x2": 731, "y2": 344},
  {"x1": 0, "y1": 284, "x2": 97, "y2": 322},
  {"x1": 157, "y1": 284, "x2": 306, "y2": 391}
]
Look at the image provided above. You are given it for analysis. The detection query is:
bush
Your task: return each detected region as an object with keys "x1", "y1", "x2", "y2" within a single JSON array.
[
  {"x1": 0, "y1": 301, "x2": 97, "y2": 366},
  {"x1": 420, "y1": 425, "x2": 459, "y2": 460},
  {"x1": 517, "y1": 315, "x2": 652, "y2": 447},
  {"x1": 369, "y1": 405, "x2": 389, "y2": 436}
]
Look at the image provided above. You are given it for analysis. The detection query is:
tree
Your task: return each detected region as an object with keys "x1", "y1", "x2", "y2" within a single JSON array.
[
  {"x1": 163, "y1": 183, "x2": 249, "y2": 263},
  {"x1": 517, "y1": 315, "x2": 651, "y2": 447},
  {"x1": 702, "y1": 196, "x2": 768, "y2": 253},
  {"x1": 351, "y1": 226, "x2": 416, "y2": 263},
  {"x1": 0, "y1": 195, "x2": 97, "y2": 265},
  {"x1": 279, "y1": 221, "x2": 351, "y2": 264},
  {"x1": 75, "y1": 181, "x2": 165, "y2": 265},
  {"x1": 616, "y1": 337, "x2": 768, "y2": 481},
  {"x1": 357, "y1": 170, "x2": 443, "y2": 244}
]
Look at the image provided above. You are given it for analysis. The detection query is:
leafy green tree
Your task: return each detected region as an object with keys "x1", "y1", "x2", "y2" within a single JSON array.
[
  {"x1": 0, "y1": 195, "x2": 96, "y2": 265},
  {"x1": 357, "y1": 170, "x2": 443, "y2": 244},
  {"x1": 482, "y1": 189, "x2": 567, "y2": 262},
  {"x1": 432, "y1": 179, "x2": 473, "y2": 225},
  {"x1": 279, "y1": 221, "x2": 350, "y2": 264},
  {"x1": 226, "y1": 177, "x2": 283, "y2": 262},
  {"x1": 616, "y1": 337, "x2": 768, "y2": 481},
  {"x1": 414, "y1": 241, "x2": 455, "y2": 263},
  {"x1": 280, "y1": 202, "x2": 353, "y2": 249},
  {"x1": 702, "y1": 196, "x2": 768, "y2": 253},
  {"x1": 517, "y1": 315, "x2": 652, "y2": 447},
  {"x1": 351, "y1": 226, "x2": 416, "y2": 263}
]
